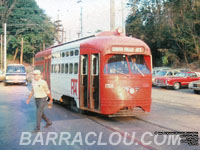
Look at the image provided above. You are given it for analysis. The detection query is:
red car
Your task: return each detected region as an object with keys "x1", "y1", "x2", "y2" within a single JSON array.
[{"x1": 154, "y1": 72, "x2": 200, "y2": 90}]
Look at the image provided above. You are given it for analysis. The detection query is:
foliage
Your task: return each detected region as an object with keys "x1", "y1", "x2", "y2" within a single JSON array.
[
  {"x1": 0, "y1": 0, "x2": 56, "y2": 63},
  {"x1": 126, "y1": 0, "x2": 200, "y2": 66}
]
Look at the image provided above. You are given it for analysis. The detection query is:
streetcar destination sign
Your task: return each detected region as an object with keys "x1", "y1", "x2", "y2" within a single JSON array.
[{"x1": 112, "y1": 47, "x2": 144, "y2": 53}]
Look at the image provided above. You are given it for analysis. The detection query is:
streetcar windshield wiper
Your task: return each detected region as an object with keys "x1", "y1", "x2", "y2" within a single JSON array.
[
  {"x1": 134, "y1": 64, "x2": 145, "y2": 77},
  {"x1": 115, "y1": 69, "x2": 130, "y2": 77}
]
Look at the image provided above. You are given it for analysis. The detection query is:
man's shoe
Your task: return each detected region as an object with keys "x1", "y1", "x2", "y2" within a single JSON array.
[
  {"x1": 44, "y1": 122, "x2": 52, "y2": 128},
  {"x1": 32, "y1": 128, "x2": 40, "y2": 133}
]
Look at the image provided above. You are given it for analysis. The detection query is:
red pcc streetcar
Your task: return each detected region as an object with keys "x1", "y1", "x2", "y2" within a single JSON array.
[{"x1": 34, "y1": 29, "x2": 152, "y2": 116}]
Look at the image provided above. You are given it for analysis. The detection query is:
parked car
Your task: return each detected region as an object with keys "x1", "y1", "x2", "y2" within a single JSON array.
[
  {"x1": 4, "y1": 64, "x2": 27, "y2": 86},
  {"x1": 0, "y1": 69, "x2": 5, "y2": 81},
  {"x1": 189, "y1": 79, "x2": 200, "y2": 94},
  {"x1": 152, "y1": 69, "x2": 182, "y2": 86},
  {"x1": 153, "y1": 67, "x2": 171, "y2": 76},
  {"x1": 154, "y1": 72, "x2": 200, "y2": 90}
]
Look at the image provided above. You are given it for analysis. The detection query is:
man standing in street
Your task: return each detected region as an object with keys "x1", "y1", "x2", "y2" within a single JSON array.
[{"x1": 26, "y1": 70, "x2": 53, "y2": 133}]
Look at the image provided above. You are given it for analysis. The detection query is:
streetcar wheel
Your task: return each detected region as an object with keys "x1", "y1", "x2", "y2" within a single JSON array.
[
  {"x1": 173, "y1": 82, "x2": 180, "y2": 90},
  {"x1": 194, "y1": 90, "x2": 200, "y2": 94}
]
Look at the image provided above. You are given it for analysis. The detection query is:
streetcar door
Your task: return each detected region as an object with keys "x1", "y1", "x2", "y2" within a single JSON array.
[
  {"x1": 90, "y1": 54, "x2": 100, "y2": 110},
  {"x1": 80, "y1": 55, "x2": 88, "y2": 108}
]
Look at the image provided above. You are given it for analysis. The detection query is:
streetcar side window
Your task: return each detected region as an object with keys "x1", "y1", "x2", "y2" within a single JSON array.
[
  {"x1": 58, "y1": 64, "x2": 61, "y2": 73},
  {"x1": 66, "y1": 51, "x2": 69, "y2": 57},
  {"x1": 70, "y1": 51, "x2": 74, "y2": 56},
  {"x1": 69, "y1": 63, "x2": 73, "y2": 74},
  {"x1": 74, "y1": 63, "x2": 78, "y2": 74},
  {"x1": 35, "y1": 57, "x2": 44, "y2": 61},
  {"x1": 54, "y1": 64, "x2": 57, "y2": 73},
  {"x1": 92, "y1": 55, "x2": 98, "y2": 75},
  {"x1": 51, "y1": 65, "x2": 54, "y2": 73},
  {"x1": 81, "y1": 55, "x2": 87, "y2": 75},
  {"x1": 62, "y1": 52, "x2": 65, "y2": 57},
  {"x1": 61, "y1": 64, "x2": 64, "y2": 73},
  {"x1": 65, "y1": 63, "x2": 68, "y2": 74},
  {"x1": 75, "y1": 50, "x2": 79, "y2": 56}
]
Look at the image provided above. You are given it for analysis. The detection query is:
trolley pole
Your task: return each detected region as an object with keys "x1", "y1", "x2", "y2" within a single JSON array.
[
  {"x1": 110, "y1": 0, "x2": 115, "y2": 31},
  {"x1": 4, "y1": 23, "x2": 7, "y2": 73}
]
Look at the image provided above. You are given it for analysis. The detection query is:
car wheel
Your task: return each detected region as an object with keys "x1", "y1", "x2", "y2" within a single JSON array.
[
  {"x1": 173, "y1": 82, "x2": 180, "y2": 90},
  {"x1": 194, "y1": 90, "x2": 200, "y2": 94}
]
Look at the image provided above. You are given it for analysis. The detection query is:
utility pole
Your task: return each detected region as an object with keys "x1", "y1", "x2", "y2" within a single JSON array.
[
  {"x1": 64, "y1": 31, "x2": 67, "y2": 42},
  {"x1": 20, "y1": 38, "x2": 23, "y2": 64},
  {"x1": 121, "y1": 0, "x2": 126, "y2": 34},
  {"x1": 77, "y1": 0, "x2": 83, "y2": 37},
  {"x1": 62, "y1": 27, "x2": 64, "y2": 43},
  {"x1": 4, "y1": 23, "x2": 7, "y2": 73},
  {"x1": 0, "y1": 34, "x2": 2, "y2": 70},
  {"x1": 55, "y1": 10, "x2": 62, "y2": 44},
  {"x1": 110, "y1": 0, "x2": 115, "y2": 31}
]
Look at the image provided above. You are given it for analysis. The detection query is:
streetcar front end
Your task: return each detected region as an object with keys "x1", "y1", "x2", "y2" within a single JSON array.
[{"x1": 100, "y1": 46, "x2": 152, "y2": 116}]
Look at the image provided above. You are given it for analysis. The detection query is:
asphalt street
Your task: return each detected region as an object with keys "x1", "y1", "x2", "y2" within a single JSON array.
[{"x1": 0, "y1": 82, "x2": 199, "y2": 150}]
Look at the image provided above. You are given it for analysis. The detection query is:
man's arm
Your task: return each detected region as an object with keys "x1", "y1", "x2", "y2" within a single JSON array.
[
  {"x1": 47, "y1": 93, "x2": 53, "y2": 104},
  {"x1": 26, "y1": 89, "x2": 33, "y2": 104},
  {"x1": 43, "y1": 80, "x2": 53, "y2": 104}
]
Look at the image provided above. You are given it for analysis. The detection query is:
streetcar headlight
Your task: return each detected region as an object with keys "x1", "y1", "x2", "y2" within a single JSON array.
[
  {"x1": 116, "y1": 27, "x2": 123, "y2": 34},
  {"x1": 129, "y1": 88, "x2": 135, "y2": 94}
]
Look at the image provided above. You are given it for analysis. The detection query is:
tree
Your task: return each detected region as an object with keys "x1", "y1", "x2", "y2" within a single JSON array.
[
  {"x1": 0, "y1": 0, "x2": 56, "y2": 63},
  {"x1": 126, "y1": 0, "x2": 200, "y2": 66}
]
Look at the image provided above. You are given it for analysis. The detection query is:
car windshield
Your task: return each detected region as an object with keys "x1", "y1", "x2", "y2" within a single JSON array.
[
  {"x1": 175, "y1": 72, "x2": 187, "y2": 77},
  {"x1": 157, "y1": 71, "x2": 167, "y2": 76},
  {"x1": 7, "y1": 66, "x2": 26, "y2": 73},
  {"x1": 153, "y1": 70, "x2": 160, "y2": 75}
]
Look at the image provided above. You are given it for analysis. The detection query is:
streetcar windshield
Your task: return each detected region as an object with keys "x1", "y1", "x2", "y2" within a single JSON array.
[
  {"x1": 128, "y1": 55, "x2": 151, "y2": 75},
  {"x1": 104, "y1": 54, "x2": 151, "y2": 75},
  {"x1": 104, "y1": 55, "x2": 129, "y2": 74}
]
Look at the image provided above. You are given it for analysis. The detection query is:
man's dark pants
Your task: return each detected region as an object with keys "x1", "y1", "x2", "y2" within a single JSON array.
[{"x1": 35, "y1": 97, "x2": 51, "y2": 129}]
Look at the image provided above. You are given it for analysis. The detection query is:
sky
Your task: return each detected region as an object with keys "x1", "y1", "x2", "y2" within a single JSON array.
[{"x1": 35, "y1": 0, "x2": 130, "y2": 41}]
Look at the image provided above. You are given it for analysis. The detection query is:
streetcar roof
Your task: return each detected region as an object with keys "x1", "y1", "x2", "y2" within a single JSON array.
[{"x1": 35, "y1": 31, "x2": 151, "y2": 57}]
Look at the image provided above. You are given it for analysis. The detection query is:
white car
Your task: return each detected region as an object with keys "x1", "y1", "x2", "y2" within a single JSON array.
[
  {"x1": 189, "y1": 72, "x2": 200, "y2": 94},
  {"x1": 4, "y1": 64, "x2": 27, "y2": 86}
]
